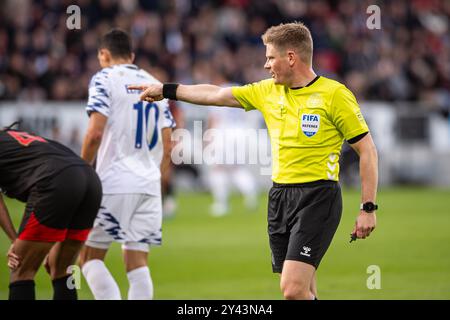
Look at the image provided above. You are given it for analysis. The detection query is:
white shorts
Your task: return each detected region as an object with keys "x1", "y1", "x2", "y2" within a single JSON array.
[{"x1": 85, "y1": 194, "x2": 162, "y2": 252}]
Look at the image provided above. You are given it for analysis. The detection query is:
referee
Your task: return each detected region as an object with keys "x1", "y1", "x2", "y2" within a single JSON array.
[{"x1": 130, "y1": 22, "x2": 378, "y2": 300}]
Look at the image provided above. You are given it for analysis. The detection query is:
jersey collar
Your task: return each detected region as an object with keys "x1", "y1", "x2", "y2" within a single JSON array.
[
  {"x1": 123, "y1": 64, "x2": 139, "y2": 70},
  {"x1": 289, "y1": 75, "x2": 321, "y2": 90},
  {"x1": 113, "y1": 64, "x2": 138, "y2": 70}
]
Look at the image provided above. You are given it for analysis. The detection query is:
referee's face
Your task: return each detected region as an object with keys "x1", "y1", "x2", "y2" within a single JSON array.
[{"x1": 264, "y1": 43, "x2": 290, "y2": 86}]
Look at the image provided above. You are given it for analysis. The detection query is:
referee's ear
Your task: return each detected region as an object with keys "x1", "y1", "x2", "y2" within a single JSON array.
[{"x1": 287, "y1": 50, "x2": 296, "y2": 67}]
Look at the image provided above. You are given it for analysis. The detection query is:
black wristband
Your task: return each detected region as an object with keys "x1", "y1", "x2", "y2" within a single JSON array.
[{"x1": 162, "y1": 83, "x2": 179, "y2": 100}]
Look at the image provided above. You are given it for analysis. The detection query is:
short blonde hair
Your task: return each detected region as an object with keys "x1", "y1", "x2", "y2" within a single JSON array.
[{"x1": 261, "y1": 22, "x2": 313, "y2": 65}]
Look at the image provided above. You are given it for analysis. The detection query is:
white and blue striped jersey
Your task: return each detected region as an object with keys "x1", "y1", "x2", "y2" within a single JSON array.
[{"x1": 86, "y1": 64, "x2": 175, "y2": 195}]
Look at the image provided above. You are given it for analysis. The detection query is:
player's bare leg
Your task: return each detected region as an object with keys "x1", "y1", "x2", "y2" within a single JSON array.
[
  {"x1": 280, "y1": 260, "x2": 316, "y2": 300},
  {"x1": 9, "y1": 239, "x2": 54, "y2": 300},
  {"x1": 123, "y1": 249, "x2": 153, "y2": 300},
  {"x1": 123, "y1": 249, "x2": 148, "y2": 272},
  {"x1": 44, "y1": 239, "x2": 84, "y2": 299},
  {"x1": 78, "y1": 245, "x2": 107, "y2": 266},
  {"x1": 46, "y1": 239, "x2": 84, "y2": 279},
  {"x1": 79, "y1": 245, "x2": 122, "y2": 300},
  {"x1": 10, "y1": 239, "x2": 54, "y2": 282}
]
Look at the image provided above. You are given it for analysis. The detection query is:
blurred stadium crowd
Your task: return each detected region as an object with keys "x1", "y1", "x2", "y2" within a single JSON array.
[{"x1": 0, "y1": 0, "x2": 449, "y2": 107}]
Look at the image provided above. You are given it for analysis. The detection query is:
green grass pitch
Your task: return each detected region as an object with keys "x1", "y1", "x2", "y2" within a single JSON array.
[{"x1": 1, "y1": 187, "x2": 449, "y2": 299}]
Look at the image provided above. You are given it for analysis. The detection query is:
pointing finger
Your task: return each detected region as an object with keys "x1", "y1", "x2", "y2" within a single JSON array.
[{"x1": 128, "y1": 85, "x2": 147, "y2": 91}]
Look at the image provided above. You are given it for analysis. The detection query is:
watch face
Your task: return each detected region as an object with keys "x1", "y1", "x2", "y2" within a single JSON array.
[{"x1": 364, "y1": 202, "x2": 376, "y2": 212}]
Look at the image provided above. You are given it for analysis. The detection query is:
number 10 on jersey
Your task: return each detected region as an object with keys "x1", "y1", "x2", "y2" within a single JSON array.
[{"x1": 133, "y1": 101, "x2": 159, "y2": 150}]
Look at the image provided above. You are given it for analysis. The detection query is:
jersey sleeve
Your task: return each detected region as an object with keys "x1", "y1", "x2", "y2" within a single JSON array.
[
  {"x1": 231, "y1": 79, "x2": 272, "y2": 112},
  {"x1": 86, "y1": 70, "x2": 112, "y2": 117},
  {"x1": 331, "y1": 86, "x2": 369, "y2": 141},
  {"x1": 159, "y1": 99, "x2": 176, "y2": 129}
]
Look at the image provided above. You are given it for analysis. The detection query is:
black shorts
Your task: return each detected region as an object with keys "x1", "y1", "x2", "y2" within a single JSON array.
[
  {"x1": 268, "y1": 180, "x2": 342, "y2": 273},
  {"x1": 18, "y1": 165, "x2": 102, "y2": 242}
]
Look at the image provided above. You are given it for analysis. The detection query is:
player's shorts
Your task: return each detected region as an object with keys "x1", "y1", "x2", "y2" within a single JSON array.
[
  {"x1": 18, "y1": 165, "x2": 102, "y2": 242},
  {"x1": 268, "y1": 180, "x2": 342, "y2": 273},
  {"x1": 85, "y1": 193, "x2": 162, "y2": 252}
]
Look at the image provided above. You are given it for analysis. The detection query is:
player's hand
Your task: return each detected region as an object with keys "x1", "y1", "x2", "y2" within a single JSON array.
[
  {"x1": 7, "y1": 241, "x2": 20, "y2": 270},
  {"x1": 351, "y1": 211, "x2": 376, "y2": 240},
  {"x1": 127, "y1": 84, "x2": 164, "y2": 102}
]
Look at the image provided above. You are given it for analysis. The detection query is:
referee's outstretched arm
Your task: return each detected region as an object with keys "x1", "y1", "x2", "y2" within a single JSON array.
[{"x1": 128, "y1": 83, "x2": 242, "y2": 108}]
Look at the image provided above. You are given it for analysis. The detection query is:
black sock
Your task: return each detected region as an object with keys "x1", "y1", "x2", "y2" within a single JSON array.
[
  {"x1": 52, "y1": 275, "x2": 78, "y2": 300},
  {"x1": 9, "y1": 280, "x2": 35, "y2": 300}
]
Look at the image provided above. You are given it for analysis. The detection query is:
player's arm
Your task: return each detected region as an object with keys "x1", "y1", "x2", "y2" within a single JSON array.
[
  {"x1": 0, "y1": 194, "x2": 17, "y2": 242},
  {"x1": 81, "y1": 112, "x2": 108, "y2": 165},
  {"x1": 349, "y1": 133, "x2": 378, "y2": 239},
  {"x1": 160, "y1": 127, "x2": 173, "y2": 193},
  {"x1": 0, "y1": 194, "x2": 20, "y2": 269},
  {"x1": 128, "y1": 84, "x2": 243, "y2": 108}
]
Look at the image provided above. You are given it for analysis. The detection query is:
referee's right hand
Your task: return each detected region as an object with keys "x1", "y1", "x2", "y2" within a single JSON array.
[{"x1": 127, "y1": 84, "x2": 164, "y2": 102}]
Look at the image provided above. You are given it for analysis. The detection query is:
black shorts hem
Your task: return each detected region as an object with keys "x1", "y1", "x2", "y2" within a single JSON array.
[
  {"x1": 285, "y1": 256, "x2": 319, "y2": 269},
  {"x1": 272, "y1": 257, "x2": 318, "y2": 274}
]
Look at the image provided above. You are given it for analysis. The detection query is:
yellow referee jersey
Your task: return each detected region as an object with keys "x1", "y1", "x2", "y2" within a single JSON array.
[{"x1": 231, "y1": 76, "x2": 369, "y2": 183}]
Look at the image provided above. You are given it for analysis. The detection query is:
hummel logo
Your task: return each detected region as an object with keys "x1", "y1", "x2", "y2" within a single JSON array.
[{"x1": 300, "y1": 246, "x2": 312, "y2": 257}]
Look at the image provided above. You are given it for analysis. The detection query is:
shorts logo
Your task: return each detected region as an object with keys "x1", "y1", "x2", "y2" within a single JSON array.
[
  {"x1": 301, "y1": 114, "x2": 320, "y2": 137},
  {"x1": 300, "y1": 246, "x2": 312, "y2": 257}
]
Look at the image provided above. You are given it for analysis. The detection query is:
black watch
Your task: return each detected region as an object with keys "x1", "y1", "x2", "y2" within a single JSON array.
[{"x1": 360, "y1": 202, "x2": 378, "y2": 213}]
